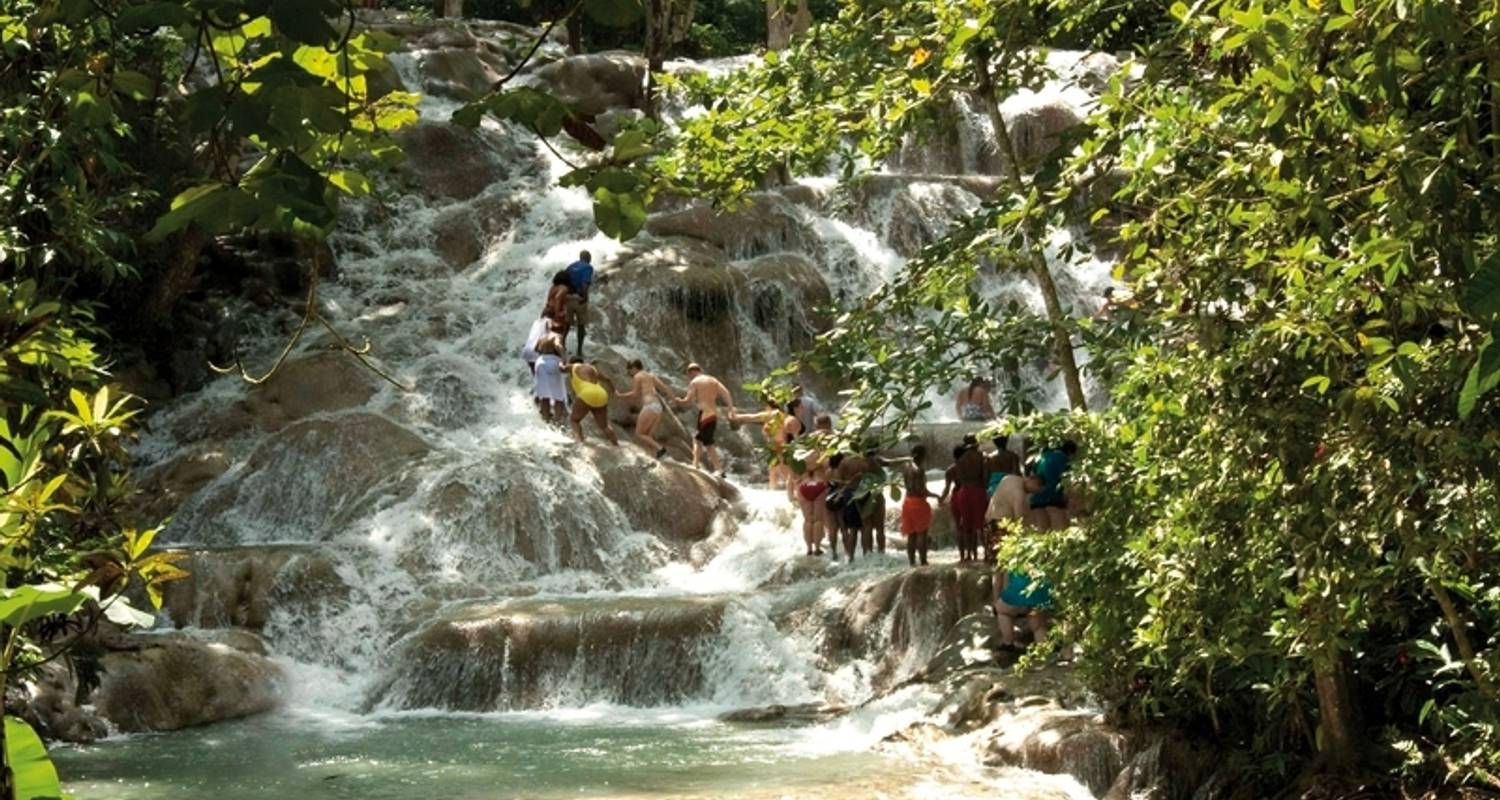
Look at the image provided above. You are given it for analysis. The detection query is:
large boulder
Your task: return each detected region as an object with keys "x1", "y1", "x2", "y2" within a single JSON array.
[
  {"x1": 645, "y1": 193, "x2": 815, "y2": 259},
  {"x1": 165, "y1": 413, "x2": 431, "y2": 546},
  {"x1": 1003, "y1": 100, "x2": 1084, "y2": 170},
  {"x1": 367, "y1": 595, "x2": 729, "y2": 711},
  {"x1": 242, "y1": 351, "x2": 381, "y2": 431},
  {"x1": 526, "y1": 52, "x2": 646, "y2": 116},
  {"x1": 395, "y1": 121, "x2": 511, "y2": 201},
  {"x1": 94, "y1": 630, "x2": 282, "y2": 733}
]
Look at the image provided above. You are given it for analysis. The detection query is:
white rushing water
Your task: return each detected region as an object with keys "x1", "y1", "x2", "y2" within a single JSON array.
[{"x1": 98, "y1": 19, "x2": 1119, "y2": 799}]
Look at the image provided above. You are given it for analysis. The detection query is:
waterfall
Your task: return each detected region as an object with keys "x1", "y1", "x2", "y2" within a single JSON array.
[{"x1": 131, "y1": 17, "x2": 1117, "y2": 731}]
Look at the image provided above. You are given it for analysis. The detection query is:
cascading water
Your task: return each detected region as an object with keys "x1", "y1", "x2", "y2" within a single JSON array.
[{"x1": 56, "y1": 16, "x2": 1119, "y2": 800}]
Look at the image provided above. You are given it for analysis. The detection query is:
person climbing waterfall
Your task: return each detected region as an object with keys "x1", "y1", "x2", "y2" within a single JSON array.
[
  {"x1": 616, "y1": 359, "x2": 676, "y2": 459},
  {"x1": 544, "y1": 270, "x2": 573, "y2": 338},
  {"x1": 674, "y1": 363, "x2": 735, "y2": 477},
  {"x1": 521, "y1": 316, "x2": 548, "y2": 377},
  {"x1": 900, "y1": 444, "x2": 935, "y2": 567},
  {"x1": 567, "y1": 358, "x2": 619, "y2": 446},
  {"x1": 563, "y1": 250, "x2": 594, "y2": 359},
  {"x1": 730, "y1": 396, "x2": 803, "y2": 489},
  {"x1": 533, "y1": 332, "x2": 568, "y2": 423}
]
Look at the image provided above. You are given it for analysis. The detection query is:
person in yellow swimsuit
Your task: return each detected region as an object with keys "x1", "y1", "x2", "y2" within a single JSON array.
[{"x1": 567, "y1": 358, "x2": 619, "y2": 446}]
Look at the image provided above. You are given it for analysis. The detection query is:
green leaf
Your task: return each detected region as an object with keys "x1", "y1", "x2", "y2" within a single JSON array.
[
  {"x1": 328, "y1": 169, "x2": 372, "y2": 196},
  {"x1": 271, "y1": 0, "x2": 339, "y2": 45},
  {"x1": 115, "y1": 1, "x2": 192, "y2": 32},
  {"x1": 146, "y1": 184, "x2": 263, "y2": 240},
  {"x1": 0, "y1": 584, "x2": 88, "y2": 627},
  {"x1": 1458, "y1": 333, "x2": 1500, "y2": 419},
  {"x1": 5, "y1": 717, "x2": 62, "y2": 800},
  {"x1": 112, "y1": 69, "x2": 155, "y2": 101},
  {"x1": 583, "y1": 0, "x2": 642, "y2": 27},
  {"x1": 591, "y1": 186, "x2": 648, "y2": 240},
  {"x1": 1463, "y1": 250, "x2": 1500, "y2": 321}
]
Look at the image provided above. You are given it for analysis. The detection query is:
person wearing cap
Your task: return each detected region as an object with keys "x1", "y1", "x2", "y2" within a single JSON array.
[{"x1": 674, "y1": 363, "x2": 735, "y2": 476}]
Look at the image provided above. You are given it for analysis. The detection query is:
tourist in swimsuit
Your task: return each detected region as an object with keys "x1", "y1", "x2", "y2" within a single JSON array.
[
  {"x1": 939, "y1": 437, "x2": 988, "y2": 562},
  {"x1": 790, "y1": 451, "x2": 828, "y2": 556},
  {"x1": 900, "y1": 445, "x2": 935, "y2": 566},
  {"x1": 732, "y1": 397, "x2": 804, "y2": 489},
  {"x1": 567, "y1": 358, "x2": 619, "y2": 446},
  {"x1": 532, "y1": 333, "x2": 568, "y2": 423},
  {"x1": 673, "y1": 363, "x2": 735, "y2": 476},
  {"x1": 954, "y1": 378, "x2": 995, "y2": 422},
  {"x1": 616, "y1": 359, "x2": 676, "y2": 459},
  {"x1": 544, "y1": 271, "x2": 573, "y2": 338}
]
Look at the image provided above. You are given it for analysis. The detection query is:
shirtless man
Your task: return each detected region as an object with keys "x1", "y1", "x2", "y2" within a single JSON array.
[
  {"x1": 616, "y1": 359, "x2": 675, "y2": 459},
  {"x1": 939, "y1": 436, "x2": 988, "y2": 562},
  {"x1": 825, "y1": 453, "x2": 864, "y2": 561},
  {"x1": 674, "y1": 363, "x2": 735, "y2": 476},
  {"x1": 900, "y1": 445, "x2": 936, "y2": 566},
  {"x1": 567, "y1": 358, "x2": 619, "y2": 446},
  {"x1": 984, "y1": 434, "x2": 1023, "y2": 496}
]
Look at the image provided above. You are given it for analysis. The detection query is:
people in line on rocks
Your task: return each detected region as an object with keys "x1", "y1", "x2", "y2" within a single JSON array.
[
  {"x1": 731, "y1": 397, "x2": 804, "y2": 489},
  {"x1": 615, "y1": 359, "x2": 676, "y2": 459},
  {"x1": 675, "y1": 363, "x2": 735, "y2": 477},
  {"x1": 567, "y1": 358, "x2": 619, "y2": 446},
  {"x1": 900, "y1": 444, "x2": 935, "y2": 566},
  {"x1": 939, "y1": 435, "x2": 989, "y2": 562},
  {"x1": 955, "y1": 378, "x2": 996, "y2": 421},
  {"x1": 532, "y1": 333, "x2": 568, "y2": 423}
]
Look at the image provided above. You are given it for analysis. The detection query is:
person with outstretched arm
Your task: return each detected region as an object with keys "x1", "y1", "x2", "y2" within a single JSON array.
[{"x1": 674, "y1": 363, "x2": 735, "y2": 476}]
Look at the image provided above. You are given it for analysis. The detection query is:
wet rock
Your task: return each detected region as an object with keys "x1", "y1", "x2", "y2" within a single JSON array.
[
  {"x1": 719, "y1": 702, "x2": 848, "y2": 724},
  {"x1": 242, "y1": 351, "x2": 381, "y2": 431},
  {"x1": 415, "y1": 46, "x2": 506, "y2": 101},
  {"x1": 1071, "y1": 51, "x2": 1123, "y2": 93},
  {"x1": 94, "y1": 630, "x2": 281, "y2": 733},
  {"x1": 395, "y1": 121, "x2": 508, "y2": 201},
  {"x1": 987, "y1": 711, "x2": 1129, "y2": 797},
  {"x1": 840, "y1": 175, "x2": 999, "y2": 256},
  {"x1": 595, "y1": 447, "x2": 736, "y2": 543},
  {"x1": 645, "y1": 194, "x2": 814, "y2": 259},
  {"x1": 368, "y1": 595, "x2": 728, "y2": 711},
  {"x1": 150, "y1": 546, "x2": 346, "y2": 631},
  {"x1": 165, "y1": 413, "x2": 431, "y2": 545},
  {"x1": 432, "y1": 206, "x2": 485, "y2": 269},
  {"x1": 1101, "y1": 735, "x2": 1221, "y2": 800},
  {"x1": 1004, "y1": 100, "x2": 1084, "y2": 170},
  {"x1": 133, "y1": 448, "x2": 230, "y2": 525},
  {"x1": 527, "y1": 51, "x2": 646, "y2": 116}
]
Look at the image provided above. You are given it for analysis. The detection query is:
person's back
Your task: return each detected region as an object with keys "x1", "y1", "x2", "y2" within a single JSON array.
[{"x1": 955, "y1": 445, "x2": 986, "y2": 486}]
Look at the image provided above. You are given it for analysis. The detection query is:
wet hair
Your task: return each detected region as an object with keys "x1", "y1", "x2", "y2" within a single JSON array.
[
  {"x1": 786, "y1": 397, "x2": 802, "y2": 414},
  {"x1": 626, "y1": 359, "x2": 643, "y2": 371},
  {"x1": 993, "y1": 434, "x2": 1009, "y2": 451},
  {"x1": 1062, "y1": 439, "x2": 1079, "y2": 456},
  {"x1": 911, "y1": 444, "x2": 927, "y2": 461},
  {"x1": 829, "y1": 453, "x2": 846, "y2": 469},
  {"x1": 815, "y1": 414, "x2": 832, "y2": 429},
  {"x1": 962, "y1": 434, "x2": 978, "y2": 447},
  {"x1": 969, "y1": 377, "x2": 990, "y2": 391},
  {"x1": 569, "y1": 356, "x2": 584, "y2": 365},
  {"x1": 579, "y1": 250, "x2": 591, "y2": 262},
  {"x1": 953, "y1": 445, "x2": 966, "y2": 460},
  {"x1": 552, "y1": 271, "x2": 571, "y2": 287}
]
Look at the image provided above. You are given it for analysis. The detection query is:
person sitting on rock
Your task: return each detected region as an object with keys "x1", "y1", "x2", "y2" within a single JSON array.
[
  {"x1": 673, "y1": 363, "x2": 735, "y2": 477},
  {"x1": 567, "y1": 358, "x2": 618, "y2": 446},
  {"x1": 615, "y1": 359, "x2": 675, "y2": 459},
  {"x1": 900, "y1": 444, "x2": 936, "y2": 567},
  {"x1": 532, "y1": 333, "x2": 568, "y2": 424},
  {"x1": 955, "y1": 377, "x2": 995, "y2": 422}
]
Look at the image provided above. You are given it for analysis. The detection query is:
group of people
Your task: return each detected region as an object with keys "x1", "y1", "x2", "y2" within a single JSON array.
[{"x1": 521, "y1": 252, "x2": 741, "y2": 476}]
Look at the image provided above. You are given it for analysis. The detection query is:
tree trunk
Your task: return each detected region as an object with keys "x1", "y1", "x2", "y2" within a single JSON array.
[
  {"x1": 766, "y1": 0, "x2": 811, "y2": 50},
  {"x1": 1313, "y1": 651, "x2": 1361, "y2": 772},
  {"x1": 972, "y1": 49, "x2": 1088, "y2": 411},
  {"x1": 433, "y1": 0, "x2": 462, "y2": 17},
  {"x1": 642, "y1": 0, "x2": 665, "y2": 118},
  {"x1": 566, "y1": 11, "x2": 583, "y2": 54}
]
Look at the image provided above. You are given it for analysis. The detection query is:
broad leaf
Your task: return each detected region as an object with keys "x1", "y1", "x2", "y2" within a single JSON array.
[
  {"x1": 5, "y1": 717, "x2": 62, "y2": 800},
  {"x1": 0, "y1": 584, "x2": 88, "y2": 627}
]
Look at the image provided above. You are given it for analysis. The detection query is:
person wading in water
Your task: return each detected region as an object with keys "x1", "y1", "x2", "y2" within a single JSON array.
[{"x1": 674, "y1": 363, "x2": 735, "y2": 476}]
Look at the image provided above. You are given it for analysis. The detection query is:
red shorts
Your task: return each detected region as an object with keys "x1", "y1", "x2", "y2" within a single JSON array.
[
  {"x1": 900, "y1": 496, "x2": 932, "y2": 534},
  {"x1": 952, "y1": 485, "x2": 987, "y2": 531}
]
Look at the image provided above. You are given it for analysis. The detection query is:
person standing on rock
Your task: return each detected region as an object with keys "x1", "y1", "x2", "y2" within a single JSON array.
[
  {"x1": 790, "y1": 449, "x2": 828, "y2": 557},
  {"x1": 532, "y1": 333, "x2": 569, "y2": 424},
  {"x1": 900, "y1": 445, "x2": 936, "y2": 567},
  {"x1": 674, "y1": 363, "x2": 735, "y2": 476},
  {"x1": 616, "y1": 359, "x2": 675, "y2": 459},
  {"x1": 985, "y1": 434, "x2": 1022, "y2": 496},
  {"x1": 562, "y1": 250, "x2": 594, "y2": 359},
  {"x1": 939, "y1": 436, "x2": 988, "y2": 562},
  {"x1": 567, "y1": 358, "x2": 619, "y2": 446}
]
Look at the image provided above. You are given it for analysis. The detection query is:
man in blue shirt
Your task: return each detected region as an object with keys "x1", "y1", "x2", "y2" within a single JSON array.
[{"x1": 560, "y1": 250, "x2": 594, "y2": 358}]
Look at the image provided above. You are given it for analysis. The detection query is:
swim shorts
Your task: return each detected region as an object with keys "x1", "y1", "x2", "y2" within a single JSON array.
[
  {"x1": 900, "y1": 496, "x2": 932, "y2": 534},
  {"x1": 952, "y1": 485, "x2": 987, "y2": 531},
  {"x1": 696, "y1": 413, "x2": 718, "y2": 445},
  {"x1": 999, "y1": 570, "x2": 1053, "y2": 610}
]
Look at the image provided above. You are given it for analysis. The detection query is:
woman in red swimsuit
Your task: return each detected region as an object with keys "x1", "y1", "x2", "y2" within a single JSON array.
[{"x1": 791, "y1": 450, "x2": 828, "y2": 556}]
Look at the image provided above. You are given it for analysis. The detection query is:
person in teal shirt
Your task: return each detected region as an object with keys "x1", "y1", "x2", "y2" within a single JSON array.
[{"x1": 1028, "y1": 440, "x2": 1076, "y2": 509}]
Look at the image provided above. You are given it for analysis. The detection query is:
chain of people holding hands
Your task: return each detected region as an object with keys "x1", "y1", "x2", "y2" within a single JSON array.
[{"x1": 523, "y1": 252, "x2": 1080, "y2": 653}]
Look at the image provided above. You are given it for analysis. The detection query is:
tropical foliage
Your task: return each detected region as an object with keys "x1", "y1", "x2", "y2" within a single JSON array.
[
  {"x1": 645, "y1": 0, "x2": 1500, "y2": 790},
  {"x1": 2, "y1": 0, "x2": 416, "y2": 793}
]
